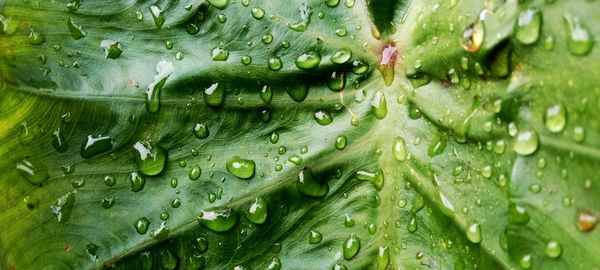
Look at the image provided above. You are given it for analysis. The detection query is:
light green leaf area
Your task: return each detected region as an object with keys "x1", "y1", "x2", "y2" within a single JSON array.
[{"x1": 0, "y1": 0, "x2": 598, "y2": 269}]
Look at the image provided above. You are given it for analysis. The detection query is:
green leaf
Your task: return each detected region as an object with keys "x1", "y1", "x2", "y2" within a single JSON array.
[{"x1": 0, "y1": 0, "x2": 598, "y2": 269}]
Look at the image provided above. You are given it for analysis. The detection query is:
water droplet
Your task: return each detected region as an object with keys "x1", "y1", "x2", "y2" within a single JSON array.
[
  {"x1": 81, "y1": 135, "x2": 113, "y2": 158},
  {"x1": 241, "y1": 55, "x2": 252, "y2": 65},
  {"x1": 259, "y1": 85, "x2": 273, "y2": 104},
  {"x1": 150, "y1": 6, "x2": 165, "y2": 29},
  {"x1": 295, "y1": 49, "x2": 321, "y2": 70},
  {"x1": 101, "y1": 195, "x2": 115, "y2": 209},
  {"x1": 204, "y1": 82, "x2": 225, "y2": 107},
  {"x1": 545, "y1": 240, "x2": 562, "y2": 258},
  {"x1": 266, "y1": 257, "x2": 282, "y2": 270},
  {"x1": 67, "y1": 17, "x2": 86, "y2": 40},
  {"x1": 466, "y1": 223, "x2": 482, "y2": 244},
  {"x1": 245, "y1": 198, "x2": 268, "y2": 224},
  {"x1": 130, "y1": 172, "x2": 146, "y2": 192},
  {"x1": 515, "y1": 8, "x2": 542, "y2": 45},
  {"x1": 186, "y1": 23, "x2": 200, "y2": 35},
  {"x1": 344, "y1": 0, "x2": 355, "y2": 8},
  {"x1": 519, "y1": 254, "x2": 532, "y2": 269},
  {"x1": 577, "y1": 211, "x2": 597, "y2": 232},
  {"x1": 189, "y1": 164, "x2": 202, "y2": 180},
  {"x1": 283, "y1": 81, "x2": 309, "y2": 102},
  {"x1": 325, "y1": 0, "x2": 339, "y2": 7},
  {"x1": 335, "y1": 136, "x2": 347, "y2": 150},
  {"x1": 544, "y1": 104, "x2": 566, "y2": 133},
  {"x1": 50, "y1": 191, "x2": 75, "y2": 223},
  {"x1": 207, "y1": 0, "x2": 228, "y2": 9},
  {"x1": 513, "y1": 131, "x2": 539, "y2": 156},
  {"x1": 269, "y1": 132, "x2": 280, "y2": 144},
  {"x1": 335, "y1": 27, "x2": 347, "y2": 37},
  {"x1": 509, "y1": 202, "x2": 530, "y2": 224},
  {"x1": 226, "y1": 156, "x2": 256, "y2": 179},
  {"x1": 262, "y1": 34, "x2": 273, "y2": 44},
  {"x1": 377, "y1": 246, "x2": 390, "y2": 270},
  {"x1": 352, "y1": 59, "x2": 369, "y2": 74},
  {"x1": 331, "y1": 48, "x2": 352, "y2": 64},
  {"x1": 171, "y1": 198, "x2": 181, "y2": 208},
  {"x1": 344, "y1": 214, "x2": 355, "y2": 227},
  {"x1": 66, "y1": 0, "x2": 81, "y2": 11},
  {"x1": 175, "y1": 52, "x2": 183, "y2": 60},
  {"x1": 193, "y1": 123, "x2": 209, "y2": 139},
  {"x1": 133, "y1": 141, "x2": 167, "y2": 176},
  {"x1": 16, "y1": 160, "x2": 49, "y2": 185},
  {"x1": 355, "y1": 169, "x2": 384, "y2": 190},
  {"x1": 297, "y1": 167, "x2": 328, "y2": 197},
  {"x1": 211, "y1": 46, "x2": 229, "y2": 61},
  {"x1": 309, "y1": 230, "x2": 322, "y2": 244},
  {"x1": 135, "y1": 11, "x2": 144, "y2": 21},
  {"x1": 135, "y1": 217, "x2": 150, "y2": 234},
  {"x1": 392, "y1": 136, "x2": 407, "y2": 161},
  {"x1": 104, "y1": 175, "x2": 116, "y2": 186},
  {"x1": 327, "y1": 71, "x2": 346, "y2": 91},
  {"x1": 564, "y1": 15, "x2": 594, "y2": 56},
  {"x1": 288, "y1": 154, "x2": 303, "y2": 165},
  {"x1": 370, "y1": 91, "x2": 387, "y2": 120},
  {"x1": 85, "y1": 243, "x2": 98, "y2": 262},
  {"x1": 145, "y1": 60, "x2": 173, "y2": 113},
  {"x1": 287, "y1": 3, "x2": 312, "y2": 32},
  {"x1": 198, "y1": 208, "x2": 238, "y2": 232},
  {"x1": 100, "y1": 40, "x2": 122, "y2": 59},
  {"x1": 251, "y1": 7, "x2": 265, "y2": 19},
  {"x1": 461, "y1": 12, "x2": 485, "y2": 52},
  {"x1": 314, "y1": 109, "x2": 333, "y2": 125},
  {"x1": 28, "y1": 29, "x2": 45, "y2": 45},
  {"x1": 343, "y1": 234, "x2": 360, "y2": 260},
  {"x1": 268, "y1": 57, "x2": 283, "y2": 71},
  {"x1": 428, "y1": 131, "x2": 447, "y2": 157}
]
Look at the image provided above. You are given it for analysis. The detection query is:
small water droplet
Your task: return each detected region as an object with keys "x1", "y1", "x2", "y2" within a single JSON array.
[
  {"x1": 133, "y1": 141, "x2": 167, "y2": 176},
  {"x1": 355, "y1": 169, "x2": 384, "y2": 190},
  {"x1": 331, "y1": 48, "x2": 352, "y2": 64},
  {"x1": 325, "y1": 0, "x2": 339, "y2": 7},
  {"x1": 268, "y1": 57, "x2": 283, "y2": 71},
  {"x1": 150, "y1": 6, "x2": 165, "y2": 29},
  {"x1": 189, "y1": 164, "x2": 202, "y2": 180},
  {"x1": 100, "y1": 40, "x2": 122, "y2": 59},
  {"x1": 245, "y1": 197, "x2": 268, "y2": 224},
  {"x1": 545, "y1": 240, "x2": 562, "y2": 258},
  {"x1": 135, "y1": 217, "x2": 150, "y2": 234},
  {"x1": 145, "y1": 60, "x2": 174, "y2": 113},
  {"x1": 211, "y1": 46, "x2": 229, "y2": 61},
  {"x1": 466, "y1": 223, "x2": 482, "y2": 244},
  {"x1": 309, "y1": 230, "x2": 322, "y2": 244},
  {"x1": 327, "y1": 71, "x2": 346, "y2": 91},
  {"x1": 314, "y1": 109, "x2": 333, "y2": 125},
  {"x1": 519, "y1": 254, "x2": 532, "y2": 269},
  {"x1": 544, "y1": 104, "x2": 566, "y2": 133},
  {"x1": 50, "y1": 191, "x2": 75, "y2": 223},
  {"x1": 208, "y1": 0, "x2": 228, "y2": 9},
  {"x1": 392, "y1": 136, "x2": 407, "y2": 161},
  {"x1": 101, "y1": 195, "x2": 115, "y2": 209},
  {"x1": 251, "y1": 7, "x2": 265, "y2": 19},
  {"x1": 370, "y1": 91, "x2": 387, "y2": 119},
  {"x1": 204, "y1": 82, "x2": 226, "y2": 107},
  {"x1": 81, "y1": 135, "x2": 113, "y2": 158},
  {"x1": 193, "y1": 122, "x2": 209, "y2": 139},
  {"x1": 129, "y1": 172, "x2": 146, "y2": 192},
  {"x1": 377, "y1": 246, "x2": 390, "y2": 270},
  {"x1": 335, "y1": 136, "x2": 347, "y2": 150},
  {"x1": 297, "y1": 167, "x2": 328, "y2": 197}
]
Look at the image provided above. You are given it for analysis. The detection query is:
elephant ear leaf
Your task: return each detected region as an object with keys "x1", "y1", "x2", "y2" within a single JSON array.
[{"x1": 0, "y1": 0, "x2": 598, "y2": 269}]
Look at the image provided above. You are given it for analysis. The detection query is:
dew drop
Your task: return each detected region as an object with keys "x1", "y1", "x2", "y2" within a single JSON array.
[
  {"x1": 100, "y1": 40, "x2": 122, "y2": 59},
  {"x1": 145, "y1": 60, "x2": 174, "y2": 113},
  {"x1": 295, "y1": 49, "x2": 321, "y2": 70},
  {"x1": 198, "y1": 208, "x2": 238, "y2": 232},
  {"x1": 193, "y1": 122, "x2": 209, "y2": 139},
  {"x1": 544, "y1": 104, "x2": 566, "y2": 133},
  {"x1": 189, "y1": 164, "x2": 202, "y2": 180},
  {"x1": 297, "y1": 167, "x2": 328, "y2": 197},
  {"x1": 355, "y1": 169, "x2": 384, "y2": 190},
  {"x1": 81, "y1": 135, "x2": 113, "y2": 158},
  {"x1": 513, "y1": 131, "x2": 539, "y2": 156},
  {"x1": 251, "y1": 7, "x2": 265, "y2": 19},
  {"x1": 245, "y1": 197, "x2": 268, "y2": 224},
  {"x1": 309, "y1": 230, "x2": 322, "y2": 244},
  {"x1": 466, "y1": 223, "x2": 482, "y2": 244},
  {"x1": 226, "y1": 156, "x2": 256, "y2": 179},
  {"x1": 133, "y1": 141, "x2": 167, "y2": 176},
  {"x1": 67, "y1": 17, "x2": 86, "y2": 40},
  {"x1": 343, "y1": 234, "x2": 360, "y2": 260},
  {"x1": 515, "y1": 8, "x2": 542, "y2": 45},
  {"x1": 149, "y1": 6, "x2": 165, "y2": 29},
  {"x1": 564, "y1": 15, "x2": 594, "y2": 56},
  {"x1": 129, "y1": 172, "x2": 146, "y2": 192},
  {"x1": 370, "y1": 91, "x2": 387, "y2": 119},
  {"x1": 16, "y1": 160, "x2": 49, "y2": 185},
  {"x1": 268, "y1": 57, "x2": 283, "y2": 71},
  {"x1": 392, "y1": 136, "x2": 407, "y2": 161},
  {"x1": 211, "y1": 46, "x2": 229, "y2": 61},
  {"x1": 314, "y1": 109, "x2": 333, "y2": 125},
  {"x1": 545, "y1": 240, "x2": 562, "y2": 258},
  {"x1": 335, "y1": 135, "x2": 347, "y2": 150},
  {"x1": 327, "y1": 71, "x2": 346, "y2": 91}
]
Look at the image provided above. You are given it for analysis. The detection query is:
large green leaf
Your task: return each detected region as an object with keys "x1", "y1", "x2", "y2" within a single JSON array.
[{"x1": 0, "y1": 0, "x2": 598, "y2": 269}]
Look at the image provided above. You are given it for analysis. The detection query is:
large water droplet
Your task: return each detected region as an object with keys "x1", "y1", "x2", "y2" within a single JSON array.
[
  {"x1": 297, "y1": 167, "x2": 328, "y2": 197},
  {"x1": 370, "y1": 91, "x2": 387, "y2": 119},
  {"x1": 150, "y1": 6, "x2": 165, "y2": 29},
  {"x1": 203, "y1": 83, "x2": 225, "y2": 107},
  {"x1": 133, "y1": 141, "x2": 167, "y2": 176},
  {"x1": 100, "y1": 40, "x2": 122, "y2": 59},
  {"x1": 288, "y1": 3, "x2": 312, "y2": 32},
  {"x1": 207, "y1": 0, "x2": 228, "y2": 9},
  {"x1": 564, "y1": 15, "x2": 594, "y2": 56},
  {"x1": 130, "y1": 172, "x2": 146, "y2": 192},
  {"x1": 343, "y1": 234, "x2": 360, "y2": 260},
  {"x1": 189, "y1": 164, "x2": 201, "y2": 180},
  {"x1": 355, "y1": 169, "x2": 384, "y2": 190},
  {"x1": 286, "y1": 84, "x2": 308, "y2": 102},
  {"x1": 314, "y1": 109, "x2": 333, "y2": 125},
  {"x1": 544, "y1": 104, "x2": 566, "y2": 133},
  {"x1": 245, "y1": 198, "x2": 268, "y2": 224},
  {"x1": 67, "y1": 17, "x2": 86, "y2": 40},
  {"x1": 309, "y1": 230, "x2": 322, "y2": 244},
  {"x1": 251, "y1": 7, "x2": 265, "y2": 19},
  {"x1": 331, "y1": 48, "x2": 352, "y2": 64},
  {"x1": 545, "y1": 240, "x2": 562, "y2": 258},
  {"x1": 16, "y1": 160, "x2": 49, "y2": 185},
  {"x1": 327, "y1": 71, "x2": 345, "y2": 91},
  {"x1": 466, "y1": 223, "x2": 482, "y2": 244},
  {"x1": 335, "y1": 136, "x2": 347, "y2": 150},
  {"x1": 226, "y1": 156, "x2": 256, "y2": 179},
  {"x1": 81, "y1": 135, "x2": 113, "y2": 158},
  {"x1": 392, "y1": 136, "x2": 407, "y2": 161},
  {"x1": 198, "y1": 208, "x2": 238, "y2": 232},
  {"x1": 211, "y1": 47, "x2": 229, "y2": 61},
  {"x1": 146, "y1": 60, "x2": 174, "y2": 113},
  {"x1": 515, "y1": 8, "x2": 542, "y2": 45},
  {"x1": 377, "y1": 246, "x2": 389, "y2": 270},
  {"x1": 268, "y1": 57, "x2": 283, "y2": 71},
  {"x1": 513, "y1": 131, "x2": 539, "y2": 156},
  {"x1": 28, "y1": 29, "x2": 45, "y2": 45},
  {"x1": 295, "y1": 50, "x2": 321, "y2": 70},
  {"x1": 50, "y1": 191, "x2": 75, "y2": 223}
]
